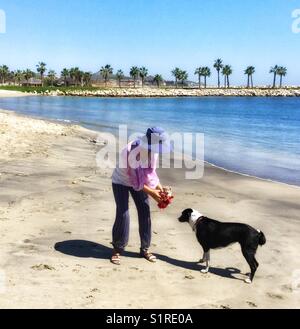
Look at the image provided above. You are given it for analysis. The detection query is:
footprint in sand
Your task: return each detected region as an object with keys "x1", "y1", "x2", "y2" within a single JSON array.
[
  {"x1": 267, "y1": 292, "x2": 284, "y2": 300},
  {"x1": 184, "y1": 274, "x2": 195, "y2": 280},
  {"x1": 31, "y1": 264, "x2": 56, "y2": 271},
  {"x1": 281, "y1": 284, "x2": 293, "y2": 293}
]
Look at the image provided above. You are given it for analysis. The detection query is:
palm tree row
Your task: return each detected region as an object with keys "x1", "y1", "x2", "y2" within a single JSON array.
[
  {"x1": 99, "y1": 65, "x2": 164, "y2": 88},
  {"x1": 171, "y1": 68, "x2": 188, "y2": 88},
  {"x1": 174, "y1": 59, "x2": 287, "y2": 88},
  {"x1": 194, "y1": 67, "x2": 211, "y2": 88},
  {"x1": 0, "y1": 61, "x2": 289, "y2": 88},
  {"x1": 270, "y1": 65, "x2": 288, "y2": 88}
]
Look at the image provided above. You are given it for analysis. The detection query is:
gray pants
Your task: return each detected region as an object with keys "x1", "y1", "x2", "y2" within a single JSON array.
[{"x1": 112, "y1": 183, "x2": 152, "y2": 252}]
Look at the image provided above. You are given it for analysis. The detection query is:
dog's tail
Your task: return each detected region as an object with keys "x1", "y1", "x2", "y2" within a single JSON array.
[{"x1": 257, "y1": 230, "x2": 266, "y2": 246}]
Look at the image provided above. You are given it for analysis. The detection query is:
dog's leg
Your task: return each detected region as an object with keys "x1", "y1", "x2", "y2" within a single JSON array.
[
  {"x1": 199, "y1": 251, "x2": 207, "y2": 264},
  {"x1": 242, "y1": 249, "x2": 258, "y2": 284},
  {"x1": 201, "y1": 251, "x2": 210, "y2": 274}
]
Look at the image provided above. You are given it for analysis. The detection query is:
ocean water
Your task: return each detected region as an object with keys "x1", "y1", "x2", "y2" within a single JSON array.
[{"x1": 0, "y1": 96, "x2": 300, "y2": 186}]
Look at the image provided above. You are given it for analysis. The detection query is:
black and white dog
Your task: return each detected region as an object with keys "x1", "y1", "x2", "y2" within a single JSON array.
[{"x1": 178, "y1": 209, "x2": 266, "y2": 283}]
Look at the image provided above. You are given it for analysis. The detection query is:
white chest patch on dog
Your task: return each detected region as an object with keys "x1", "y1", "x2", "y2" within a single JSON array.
[{"x1": 189, "y1": 209, "x2": 203, "y2": 231}]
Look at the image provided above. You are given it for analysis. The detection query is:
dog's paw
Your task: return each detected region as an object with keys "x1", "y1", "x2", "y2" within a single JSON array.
[
  {"x1": 244, "y1": 278, "x2": 252, "y2": 284},
  {"x1": 201, "y1": 268, "x2": 209, "y2": 274}
]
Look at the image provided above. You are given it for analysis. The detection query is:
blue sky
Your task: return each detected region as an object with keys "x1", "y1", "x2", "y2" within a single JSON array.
[{"x1": 0, "y1": 0, "x2": 300, "y2": 85}]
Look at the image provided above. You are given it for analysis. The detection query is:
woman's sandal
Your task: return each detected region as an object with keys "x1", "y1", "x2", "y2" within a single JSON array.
[
  {"x1": 140, "y1": 250, "x2": 157, "y2": 263},
  {"x1": 111, "y1": 250, "x2": 121, "y2": 265}
]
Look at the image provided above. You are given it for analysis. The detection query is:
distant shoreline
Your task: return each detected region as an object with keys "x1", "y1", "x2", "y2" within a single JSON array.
[{"x1": 1, "y1": 86, "x2": 300, "y2": 97}]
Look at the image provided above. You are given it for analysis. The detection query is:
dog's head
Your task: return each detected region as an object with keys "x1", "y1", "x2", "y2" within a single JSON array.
[{"x1": 178, "y1": 208, "x2": 194, "y2": 223}]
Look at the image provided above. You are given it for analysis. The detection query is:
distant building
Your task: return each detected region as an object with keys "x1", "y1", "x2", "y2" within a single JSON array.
[
  {"x1": 165, "y1": 80, "x2": 198, "y2": 88},
  {"x1": 56, "y1": 77, "x2": 76, "y2": 86},
  {"x1": 21, "y1": 78, "x2": 42, "y2": 86}
]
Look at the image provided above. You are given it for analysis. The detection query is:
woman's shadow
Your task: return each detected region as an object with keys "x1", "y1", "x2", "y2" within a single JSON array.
[{"x1": 54, "y1": 240, "x2": 243, "y2": 281}]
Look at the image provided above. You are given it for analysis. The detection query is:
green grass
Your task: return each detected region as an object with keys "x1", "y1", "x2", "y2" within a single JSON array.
[{"x1": 0, "y1": 85, "x2": 105, "y2": 93}]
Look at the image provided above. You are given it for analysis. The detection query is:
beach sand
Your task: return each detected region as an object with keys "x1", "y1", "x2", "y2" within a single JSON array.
[
  {"x1": 0, "y1": 109, "x2": 300, "y2": 309},
  {"x1": 0, "y1": 90, "x2": 32, "y2": 98}
]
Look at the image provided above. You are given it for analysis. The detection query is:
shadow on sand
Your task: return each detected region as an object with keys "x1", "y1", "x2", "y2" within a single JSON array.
[{"x1": 54, "y1": 240, "x2": 244, "y2": 281}]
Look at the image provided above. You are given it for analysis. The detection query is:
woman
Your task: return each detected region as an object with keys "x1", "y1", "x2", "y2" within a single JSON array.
[{"x1": 111, "y1": 127, "x2": 170, "y2": 265}]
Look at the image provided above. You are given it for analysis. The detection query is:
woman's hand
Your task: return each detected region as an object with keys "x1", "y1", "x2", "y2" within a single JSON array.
[
  {"x1": 150, "y1": 189, "x2": 163, "y2": 203},
  {"x1": 143, "y1": 185, "x2": 162, "y2": 203}
]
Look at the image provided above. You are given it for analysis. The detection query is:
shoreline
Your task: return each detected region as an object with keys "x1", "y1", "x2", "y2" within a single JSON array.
[{"x1": 1, "y1": 107, "x2": 299, "y2": 189}]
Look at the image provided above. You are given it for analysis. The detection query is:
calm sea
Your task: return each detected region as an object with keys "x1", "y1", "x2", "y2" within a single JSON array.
[{"x1": 1, "y1": 96, "x2": 300, "y2": 186}]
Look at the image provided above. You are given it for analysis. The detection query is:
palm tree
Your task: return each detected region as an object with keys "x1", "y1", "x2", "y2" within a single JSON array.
[
  {"x1": 179, "y1": 70, "x2": 188, "y2": 87},
  {"x1": 14, "y1": 70, "x2": 23, "y2": 86},
  {"x1": 36, "y1": 62, "x2": 47, "y2": 86},
  {"x1": 244, "y1": 66, "x2": 255, "y2": 88},
  {"x1": 116, "y1": 70, "x2": 124, "y2": 88},
  {"x1": 8, "y1": 71, "x2": 15, "y2": 85},
  {"x1": 214, "y1": 59, "x2": 223, "y2": 88},
  {"x1": 139, "y1": 67, "x2": 148, "y2": 87},
  {"x1": 277, "y1": 66, "x2": 287, "y2": 88},
  {"x1": 100, "y1": 65, "x2": 113, "y2": 87},
  {"x1": 194, "y1": 67, "x2": 203, "y2": 89},
  {"x1": 83, "y1": 72, "x2": 92, "y2": 86},
  {"x1": 23, "y1": 69, "x2": 34, "y2": 86},
  {"x1": 48, "y1": 70, "x2": 56, "y2": 87},
  {"x1": 202, "y1": 67, "x2": 211, "y2": 88},
  {"x1": 153, "y1": 74, "x2": 163, "y2": 88},
  {"x1": 130, "y1": 66, "x2": 140, "y2": 88},
  {"x1": 222, "y1": 65, "x2": 233, "y2": 88},
  {"x1": 69, "y1": 67, "x2": 77, "y2": 85},
  {"x1": 171, "y1": 68, "x2": 182, "y2": 88},
  {"x1": 61, "y1": 68, "x2": 69, "y2": 86},
  {"x1": 69, "y1": 67, "x2": 82, "y2": 86},
  {"x1": 76, "y1": 70, "x2": 84, "y2": 87},
  {"x1": 270, "y1": 65, "x2": 279, "y2": 88},
  {"x1": 0, "y1": 65, "x2": 9, "y2": 84}
]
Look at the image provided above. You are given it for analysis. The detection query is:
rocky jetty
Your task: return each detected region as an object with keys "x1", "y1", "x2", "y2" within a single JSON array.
[{"x1": 35, "y1": 87, "x2": 300, "y2": 98}]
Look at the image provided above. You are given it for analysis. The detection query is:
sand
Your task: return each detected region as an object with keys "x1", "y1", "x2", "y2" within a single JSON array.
[
  {"x1": 0, "y1": 109, "x2": 300, "y2": 309},
  {"x1": 0, "y1": 90, "x2": 32, "y2": 98}
]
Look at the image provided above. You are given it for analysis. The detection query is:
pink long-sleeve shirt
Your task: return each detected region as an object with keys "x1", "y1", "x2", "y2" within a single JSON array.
[{"x1": 112, "y1": 140, "x2": 160, "y2": 191}]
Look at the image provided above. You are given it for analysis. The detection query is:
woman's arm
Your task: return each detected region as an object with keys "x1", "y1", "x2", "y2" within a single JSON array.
[{"x1": 156, "y1": 183, "x2": 163, "y2": 191}]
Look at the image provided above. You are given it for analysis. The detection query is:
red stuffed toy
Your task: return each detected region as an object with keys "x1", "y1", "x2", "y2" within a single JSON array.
[{"x1": 158, "y1": 187, "x2": 174, "y2": 209}]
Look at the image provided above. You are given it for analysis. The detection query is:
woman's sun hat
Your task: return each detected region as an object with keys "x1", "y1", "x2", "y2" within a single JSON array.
[{"x1": 139, "y1": 127, "x2": 172, "y2": 154}]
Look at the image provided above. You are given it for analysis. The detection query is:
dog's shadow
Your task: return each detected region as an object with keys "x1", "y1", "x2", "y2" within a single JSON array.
[{"x1": 54, "y1": 240, "x2": 243, "y2": 281}]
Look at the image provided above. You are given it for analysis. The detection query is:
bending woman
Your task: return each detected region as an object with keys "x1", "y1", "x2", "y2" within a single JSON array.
[{"x1": 111, "y1": 127, "x2": 170, "y2": 265}]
